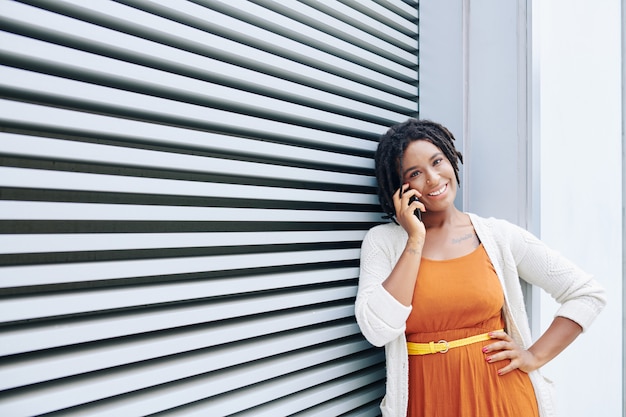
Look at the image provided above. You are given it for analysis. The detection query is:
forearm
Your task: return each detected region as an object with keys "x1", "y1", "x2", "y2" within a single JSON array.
[
  {"x1": 528, "y1": 316, "x2": 583, "y2": 368},
  {"x1": 382, "y1": 237, "x2": 423, "y2": 306}
]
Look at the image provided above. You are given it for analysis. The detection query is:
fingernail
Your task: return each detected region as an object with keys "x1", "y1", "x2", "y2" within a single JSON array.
[
  {"x1": 485, "y1": 357, "x2": 491, "y2": 362},
  {"x1": 482, "y1": 347, "x2": 488, "y2": 353}
]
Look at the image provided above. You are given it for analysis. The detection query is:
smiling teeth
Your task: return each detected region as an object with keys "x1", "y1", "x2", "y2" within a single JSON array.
[{"x1": 429, "y1": 184, "x2": 446, "y2": 196}]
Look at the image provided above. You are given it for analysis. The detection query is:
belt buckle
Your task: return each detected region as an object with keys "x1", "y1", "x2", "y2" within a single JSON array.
[{"x1": 437, "y1": 339, "x2": 449, "y2": 353}]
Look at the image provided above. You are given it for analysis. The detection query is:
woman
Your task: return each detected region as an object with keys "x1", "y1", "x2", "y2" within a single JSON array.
[{"x1": 355, "y1": 119, "x2": 606, "y2": 417}]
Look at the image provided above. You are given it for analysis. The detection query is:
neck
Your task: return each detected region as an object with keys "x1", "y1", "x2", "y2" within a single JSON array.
[{"x1": 422, "y1": 207, "x2": 465, "y2": 229}]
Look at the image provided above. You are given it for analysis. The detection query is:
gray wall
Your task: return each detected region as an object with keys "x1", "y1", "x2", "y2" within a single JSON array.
[{"x1": 0, "y1": 1, "x2": 418, "y2": 415}]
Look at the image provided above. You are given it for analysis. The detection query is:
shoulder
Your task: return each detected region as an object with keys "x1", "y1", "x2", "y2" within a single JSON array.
[
  {"x1": 469, "y1": 213, "x2": 528, "y2": 239},
  {"x1": 364, "y1": 221, "x2": 406, "y2": 243},
  {"x1": 469, "y1": 213, "x2": 543, "y2": 261},
  {"x1": 469, "y1": 212, "x2": 511, "y2": 229},
  {"x1": 361, "y1": 222, "x2": 407, "y2": 255},
  {"x1": 361, "y1": 223, "x2": 407, "y2": 266}
]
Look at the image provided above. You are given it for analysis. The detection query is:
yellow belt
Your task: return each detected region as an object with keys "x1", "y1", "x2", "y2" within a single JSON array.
[{"x1": 407, "y1": 329, "x2": 503, "y2": 355}]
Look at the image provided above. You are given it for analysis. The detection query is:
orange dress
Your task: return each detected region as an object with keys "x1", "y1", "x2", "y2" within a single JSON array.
[{"x1": 405, "y1": 244, "x2": 539, "y2": 417}]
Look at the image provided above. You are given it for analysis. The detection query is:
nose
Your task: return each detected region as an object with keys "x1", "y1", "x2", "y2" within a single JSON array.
[{"x1": 425, "y1": 170, "x2": 439, "y2": 185}]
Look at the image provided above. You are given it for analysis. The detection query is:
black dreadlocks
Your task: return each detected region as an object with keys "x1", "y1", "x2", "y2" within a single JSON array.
[{"x1": 375, "y1": 118, "x2": 463, "y2": 221}]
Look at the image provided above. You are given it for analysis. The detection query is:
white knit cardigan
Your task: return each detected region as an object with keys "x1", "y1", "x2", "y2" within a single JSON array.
[{"x1": 355, "y1": 213, "x2": 606, "y2": 417}]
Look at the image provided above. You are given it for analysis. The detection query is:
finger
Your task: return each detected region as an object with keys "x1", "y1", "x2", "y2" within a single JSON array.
[
  {"x1": 408, "y1": 198, "x2": 426, "y2": 214},
  {"x1": 482, "y1": 332, "x2": 511, "y2": 351},
  {"x1": 407, "y1": 187, "x2": 423, "y2": 199},
  {"x1": 488, "y1": 330, "x2": 511, "y2": 341},
  {"x1": 496, "y1": 362, "x2": 516, "y2": 376},
  {"x1": 485, "y1": 348, "x2": 515, "y2": 364},
  {"x1": 482, "y1": 340, "x2": 511, "y2": 353},
  {"x1": 396, "y1": 185, "x2": 418, "y2": 213},
  {"x1": 394, "y1": 183, "x2": 409, "y2": 202},
  {"x1": 485, "y1": 351, "x2": 521, "y2": 376}
]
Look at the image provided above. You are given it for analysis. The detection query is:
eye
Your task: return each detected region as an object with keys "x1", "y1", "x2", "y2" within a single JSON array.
[
  {"x1": 409, "y1": 170, "x2": 421, "y2": 178},
  {"x1": 433, "y1": 158, "x2": 443, "y2": 166}
]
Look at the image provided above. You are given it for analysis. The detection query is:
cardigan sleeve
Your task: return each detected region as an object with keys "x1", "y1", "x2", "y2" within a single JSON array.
[
  {"x1": 503, "y1": 220, "x2": 606, "y2": 332},
  {"x1": 355, "y1": 225, "x2": 412, "y2": 347}
]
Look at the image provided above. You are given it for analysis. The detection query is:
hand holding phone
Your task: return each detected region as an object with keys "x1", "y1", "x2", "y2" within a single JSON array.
[
  {"x1": 399, "y1": 184, "x2": 422, "y2": 222},
  {"x1": 408, "y1": 194, "x2": 422, "y2": 221}
]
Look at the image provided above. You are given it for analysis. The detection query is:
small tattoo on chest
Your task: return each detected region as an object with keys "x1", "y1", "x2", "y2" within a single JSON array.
[{"x1": 451, "y1": 233, "x2": 475, "y2": 245}]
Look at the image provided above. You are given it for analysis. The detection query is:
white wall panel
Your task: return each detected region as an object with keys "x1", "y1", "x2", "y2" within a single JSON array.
[{"x1": 0, "y1": 0, "x2": 418, "y2": 415}]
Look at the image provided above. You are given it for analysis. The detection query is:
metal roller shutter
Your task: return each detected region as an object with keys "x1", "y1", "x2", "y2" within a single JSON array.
[{"x1": 0, "y1": 0, "x2": 418, "y2": 415}]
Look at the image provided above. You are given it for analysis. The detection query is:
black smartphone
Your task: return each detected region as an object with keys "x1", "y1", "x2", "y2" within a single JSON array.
[{"x1": 408, "y1": 194, "x2": 422, "y2": 221}]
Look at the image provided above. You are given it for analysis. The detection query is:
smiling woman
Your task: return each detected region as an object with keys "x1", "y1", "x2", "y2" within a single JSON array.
[{"x1": 355, "y1": 118, "x2": 606, "y2": 417}]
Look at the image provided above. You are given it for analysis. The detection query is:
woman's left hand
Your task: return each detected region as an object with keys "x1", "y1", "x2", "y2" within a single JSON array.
[{"x1": 482, "y1": 330, "x2": 540, "y2": 375}]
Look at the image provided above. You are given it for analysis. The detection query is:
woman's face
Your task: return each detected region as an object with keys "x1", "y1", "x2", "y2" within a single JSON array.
[{"x1": 399, "y1": 139, "x2": 457, "y2": 213}]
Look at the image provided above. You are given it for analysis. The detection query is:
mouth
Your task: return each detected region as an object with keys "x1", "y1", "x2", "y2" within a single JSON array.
[{"x1": 427, "y1": 183, "x2": 448, "y2": 197}]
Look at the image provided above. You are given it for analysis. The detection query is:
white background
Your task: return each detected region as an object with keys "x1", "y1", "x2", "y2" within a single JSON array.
[{"x1": 539, "y1": 0, "x2": 623, "y2": 415}]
